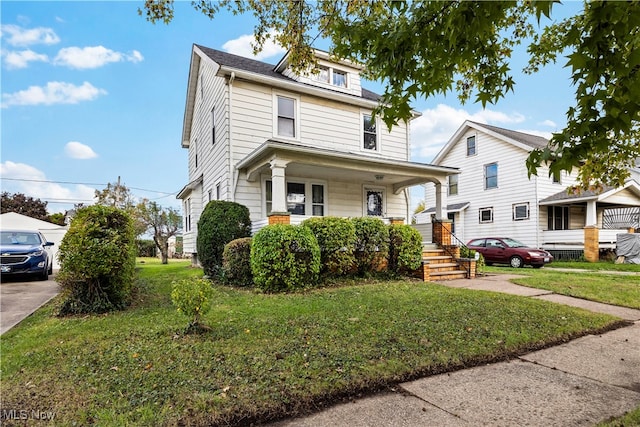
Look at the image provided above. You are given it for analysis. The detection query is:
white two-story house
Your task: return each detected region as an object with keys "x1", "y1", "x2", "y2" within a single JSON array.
[
  {"x1": 177, "y1": 45, "x2": 458, "y2": 262},
  {"x1": 416, "y1": 121, "x2": 640, "y2": 260}
]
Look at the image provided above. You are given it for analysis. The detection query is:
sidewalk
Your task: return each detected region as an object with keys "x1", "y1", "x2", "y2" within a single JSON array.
[{"x1": 269, "y1": 274, "x2": 640, "y2": 427}]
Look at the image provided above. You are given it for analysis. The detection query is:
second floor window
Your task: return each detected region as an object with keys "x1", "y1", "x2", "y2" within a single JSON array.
[
  {"x1": 311, "y1": 66, "x2": 329, "y2": 83},
  {"x1": 277, "y1": 96, "x2": 296, "y2": 138},
  {"x1": 467, "y1": 136, "x2": 476, "y2": 156},
  {"x1": 363, "y1": 114, "x2": 377, "y2": 150},
  {"x1": 484, "y1": 163, "x2": 498, "y2": 189},
  {"x1": 194, "y1": 138, "x2": 198, "y2": 168},
  {"x1": 332, "y1": 70, "x2": 347, "y2": 87},
  {"x1": 211, "y1": 107, "x2": 215, "y2": 145},
  {"x1": 448, "y1": 174, "x2": 459, "y2": 195}
]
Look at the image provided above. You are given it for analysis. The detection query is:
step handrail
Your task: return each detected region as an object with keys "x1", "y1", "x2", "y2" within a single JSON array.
[{"x1": 432, "y1": 219, "x2": 472, "y2": 278}]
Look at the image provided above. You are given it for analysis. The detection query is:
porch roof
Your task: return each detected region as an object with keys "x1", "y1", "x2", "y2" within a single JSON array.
[
  {"x1": 420, "y1": 202, "x2": 471, "y2": 214},
  {"x1": 538, "y1": 180, "x2": 640, "y2": 206},
  {"x1": 236, "y1": 140, "x2": 458, "y2": 195},
  {"x1": 176, "y1": 175, "x2": 203, "y2": 200}
]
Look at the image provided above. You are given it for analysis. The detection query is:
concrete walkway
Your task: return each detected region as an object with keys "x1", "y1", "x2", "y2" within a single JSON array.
[
  {"x1": 0, "y1": 275, "x2": 59, "y2": 335},
  {"x1": 270, "y1": 274, "x2": 640, "y2": 427}
]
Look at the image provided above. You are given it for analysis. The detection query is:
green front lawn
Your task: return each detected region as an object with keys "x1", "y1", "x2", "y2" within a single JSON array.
[
  {"x1": 483, "y1": 263, "x2": 640, "y2": 309},
  {"x1": 0, "y1": 261, "x2": 624, "y2": 426}
]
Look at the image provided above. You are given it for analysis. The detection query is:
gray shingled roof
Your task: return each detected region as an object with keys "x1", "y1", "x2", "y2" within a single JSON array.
[
  {"x1": 421, "y1": 202, "x2": 470, "y2": 214},
  {"x1": 468, "y1": 121, "x2": 549, "y2": 149},
  {"x1": 195, "y1": 44, "x2": 381, "y2": 102},
  {"x1": 539, "y1": 185, "x2": 614, "y2": 203}
]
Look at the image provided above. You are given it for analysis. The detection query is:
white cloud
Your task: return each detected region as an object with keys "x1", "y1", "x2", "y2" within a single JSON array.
[
  {"x1": 222, "y1": 32, "x2": 285, "y2": 60},
  {"x1": 538, "y1": 119, "x2": 557, "y2": 128},
  {"x1": 2, "y1": 81, "x2": 107, "y2": 107},
  {"x1": 410, "y1": 104, "x2": 526, "y2": 162},
  {"x1": 515, "y1": 129, "x2": 553, "y2": 139},
  {"x1": 54, "y1": 46, "x2": 144, "y2": 69},
  {"x1": 0, "y1": 161, "x2": 97, "y2": 212},
  {"x1": 2, "y1": 49, "x2": 48, "y2": 69},
  {"x1": 0, "y1": 24, "x2": 60, "y2": 47},
  {"x1": 65, "y1": 141, "x2": 98, "y2": 159}
]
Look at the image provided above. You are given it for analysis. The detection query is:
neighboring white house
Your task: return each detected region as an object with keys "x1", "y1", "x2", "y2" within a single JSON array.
[
  {"x1": 0, "y1": 212, "x2": 67, "y2": 269},
  {"x1": 176, "y1": 45, "x2": 458, "y2": 263},
  {"x1": 416, "y1": 121, "x2": 640, "y2": 259}
]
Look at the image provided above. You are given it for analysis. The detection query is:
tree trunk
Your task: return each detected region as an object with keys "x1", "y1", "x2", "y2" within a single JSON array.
[{"x1": 161, "y1": 241, "x2": 169, "y2": 264}]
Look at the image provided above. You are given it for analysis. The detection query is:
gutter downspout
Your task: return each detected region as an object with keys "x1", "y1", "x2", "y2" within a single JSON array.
[{"x1": 228, "y1": 71, "x2": 236, "y2": 202}]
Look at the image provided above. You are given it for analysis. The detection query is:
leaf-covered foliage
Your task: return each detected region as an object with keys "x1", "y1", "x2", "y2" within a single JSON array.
[
  {"x1": 302, "y1": 216, "x2": 356, "y2": 277},
  {"x1": 351, "y1": 217, "x2": 389, "y2": 275},
  {"x1": 196, "y1": 201, "x2": 251, "y2": 277},
  {"x1": 250, "y1": 224, "x2": 320, "y2": 293},
  {"x1": 142, "y1": 0, "x2": 639, "y2": 190},
  {"x1": 136, "y1": 200, "x2": 182, "y2": 264},
  {"x1": 171, "y1": 277, "x2": 214, "y2": 331},
  {"x1": 222, "y1": 237, "x2": 253, "y2": 287},
  {"x1": 388, "y1": 224, "x2": 423, "y2": 273},
  {"x1": 1, "y1": 192, "x2": 49, "y2": 221},
  {"x1": 57, "y1": 205, "x2": 136, "y2": 314}
]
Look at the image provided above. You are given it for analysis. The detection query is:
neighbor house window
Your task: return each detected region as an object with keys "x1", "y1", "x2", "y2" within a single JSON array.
[
  {"x1": 552, "y1": 172, "x2": 561, "y2": 184},
  {"x1": 211, "y1": 107, "x2": 216, "y2": 145},
  {"x1": 332, "y1": 70, "x2": 347, "y2": 87},
  {"x1": 547, "y1": 206, "x2": 569, "y2": 230},
  {"x1": 363, "y1": 114, "x2": 377, "y2": 150},
  {"x1": 277, "y1": 95, "x2": 296, "y2": 138},
  {"x1": 466, "y1": 136, "x2": 476, "y2": 156},
  {"x1": 513, "y1": 202, "x2": 530, "y2": 221},
  {"x1": 479, "y1": 207, "x2": 493, "y2": 223},
  {"x1": 484, "y1": 163, "x2": 498, "y2": 189},
  {"x1": 265, "y1": 179, "x2": 326, "y2": 216},
  {"x1": 365, "y1": 188, "x2": 384, "y2": 216},
  {"x1": 448, "y1": 174, "x2": 459, "y2": 196}
]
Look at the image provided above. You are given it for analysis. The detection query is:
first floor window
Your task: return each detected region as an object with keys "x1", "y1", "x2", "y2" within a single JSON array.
[
  {"x1": 265, "y1": 180, "x2": 325, "y2": 216},
  {"x1": 548, "y1": 206, "x2": 569, "y2": 230},
  {"x1": 513, "y1": 202, "x2": 530, "y2": 221},
  {"x1": 185, "y1": 198, "x2": 192, "y2": 231},
  {"x1": 448, "y1": 174, "x2": 459, "y2": 195},
  {"x1": 365, "y1": 188, "x2": 384, "y2": 216},
  {"x1": 479, "y1": 207, "x2": 493, "y2": 223}
]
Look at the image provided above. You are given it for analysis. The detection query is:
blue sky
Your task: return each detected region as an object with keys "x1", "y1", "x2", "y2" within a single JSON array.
[{"x1": 1, "y1": 1, "x2": 582, "y2": 215}]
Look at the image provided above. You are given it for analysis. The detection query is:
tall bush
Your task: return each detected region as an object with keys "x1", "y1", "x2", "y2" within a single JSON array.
[
  {"x1": 197, "y1": 201, "x2": 251, "y2": 277},
  {"x1": 302, "y1": 216, "x2": 356, "y2": 276},
  {"x1": 388, "y1": 224, "x2": 423, "y2": 273},
  {"x1": 222, "y1": 237, "x2": 253, "y2": 287},
  {"x1": 251, "y1": 224, "x2": 320, "y2": 292},
  {"x1": 57, "y1": 205, "x2": 136, "y2": 314},
  {"x1": 351, "y1": 217, "x2": 389, "y2": 275}
]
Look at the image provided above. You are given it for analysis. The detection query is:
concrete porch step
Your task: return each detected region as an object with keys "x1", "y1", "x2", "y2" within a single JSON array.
[{"x1": 429, "y1": 270, "x2": 468, "y2": 281}]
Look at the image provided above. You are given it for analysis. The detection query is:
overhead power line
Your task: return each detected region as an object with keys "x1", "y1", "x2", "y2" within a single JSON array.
[{"x1": 1, "y1": 177, "x2": 178, "y2": 196}]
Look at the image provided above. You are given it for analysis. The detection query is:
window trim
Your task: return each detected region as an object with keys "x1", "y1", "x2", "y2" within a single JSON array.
[
  {"x1": 185, "y1": 198, "x2": 192, "y2": 232},
  {"x1": 211, "y1": 107, "x2": 216, "y2": 145},
  {"x1": 363, "y1": 186, "x2": 386, "y2": 217},
  {"x1": 512, "y1": 202, "x2": 530, "y2": 221},
  {"x1": 361, "y1": 111, "x2": 380, "y2": 152},
  {"x1": 547, "y1": 205, "x2": 570, "y2": 230},
  {"x1": 263, "y1": 176, "x2": 327, "y2": 217},
  {"x1": 466, "y1": 135, "x2": 477, "y2": 156},
  {"x1": 273, "y1": 92, "x2": 300, "y2": 141},
  {"x1": 484, "y1": 162, "x2": 498, "y2": 190},
  {"x1": 332, "y1": 69, "x2": 348, "y2": 88},
  {"x1": 479, "y1": 207, "x2": 494, "y2": 224}
]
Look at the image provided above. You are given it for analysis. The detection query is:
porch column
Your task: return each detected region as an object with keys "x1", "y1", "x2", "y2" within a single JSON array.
[
  {"x1": 583, "y1": 200, "x2": 599, "y2": 262},
  {"x1": 434, "y1": 181, "x2": 447, "y2": 220},
  {"x1": 270, "y1": 158, "x2": 289, "y2": 214}
]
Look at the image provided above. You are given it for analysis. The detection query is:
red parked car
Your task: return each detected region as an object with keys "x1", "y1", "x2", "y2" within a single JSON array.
[{"x1": 466, "y1": 237, "x2": 553, "y2": 268}]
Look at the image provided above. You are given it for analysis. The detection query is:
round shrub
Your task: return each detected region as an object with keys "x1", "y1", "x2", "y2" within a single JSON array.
[
  {"x1": 351, "y1": 217, "x2": 389, "y2": 275},
  {"x1": 302, "y1": 216, "x2": 356, "y2": 276},
  {"x1": 388, "y1": 224, "x2": 423, "y2": 273},
  {"x1": 251, "y1": 224, "x2": 320, "y2": 293},
  {"x1": 57, "y1": 205, "x2": 136, "y2": 314},
  {"x1": 197, "y1": 201, "x2": 251, "y2": 277},
  {"x1": 171, "y1": 277, "x2": 214, "y2": 331},
  {"x1": 222, "y1": 237, "x2": 253, "y2": 287}
]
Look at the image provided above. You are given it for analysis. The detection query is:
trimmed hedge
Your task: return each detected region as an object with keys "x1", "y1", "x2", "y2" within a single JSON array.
[
  {"x1": 222, "y1": 237, "x2": 253, "y2": 287},
  {"x1": 251, "y1": 224, "x2": 320, "y2": 292},
  {"x1": 302, "y1": 216, "x2": 356, "y2": 276},
  {"x1": 197, "y1": 201, "x2": 251, "y2": 277},
  {"x1": 351, "y1": 217, "x2": 389, "y2": 275},
  {"x1": 57, "y1": 205, "x2": 136, "y2": 314},
  {"x1": 388, "y1": 224, "x2": 423, "y2": 273}
]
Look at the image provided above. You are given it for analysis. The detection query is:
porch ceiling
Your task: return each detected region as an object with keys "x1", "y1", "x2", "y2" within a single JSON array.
[{"x1": 236, "y1": 140, "x2": 458, "y2": 194}]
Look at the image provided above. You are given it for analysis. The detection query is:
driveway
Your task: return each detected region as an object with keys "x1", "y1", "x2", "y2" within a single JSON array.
[{"x1": 0, "y1": 274, "x2": 60, "y2": 335}]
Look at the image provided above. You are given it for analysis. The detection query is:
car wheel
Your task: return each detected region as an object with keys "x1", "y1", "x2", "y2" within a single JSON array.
[
  {"x1": 48, "y1": 263, "x2": 53, "y2": 274},
  {"x1": 39, "y1": 269, "x2": 49, "y2": 281},
  {"x1": 509, "y1": 256, "x2": 524, "y2": 268}
]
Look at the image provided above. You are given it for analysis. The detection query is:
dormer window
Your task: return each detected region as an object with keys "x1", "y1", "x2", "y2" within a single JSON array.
[
  {"x1": 332, "y1": 70, "x2": 347, "y2": 87},
  {"x1": 311, "y1": 66, "x2": 329, "y2": 83}
]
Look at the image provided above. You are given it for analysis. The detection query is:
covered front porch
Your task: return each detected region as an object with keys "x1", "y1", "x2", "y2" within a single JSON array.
[
  {"x1": 235, "y1": 140, "x2": 459, "y2": 232},
  {"x1": 539, "y1": 180, "x2": 640, "y2": 261}
]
